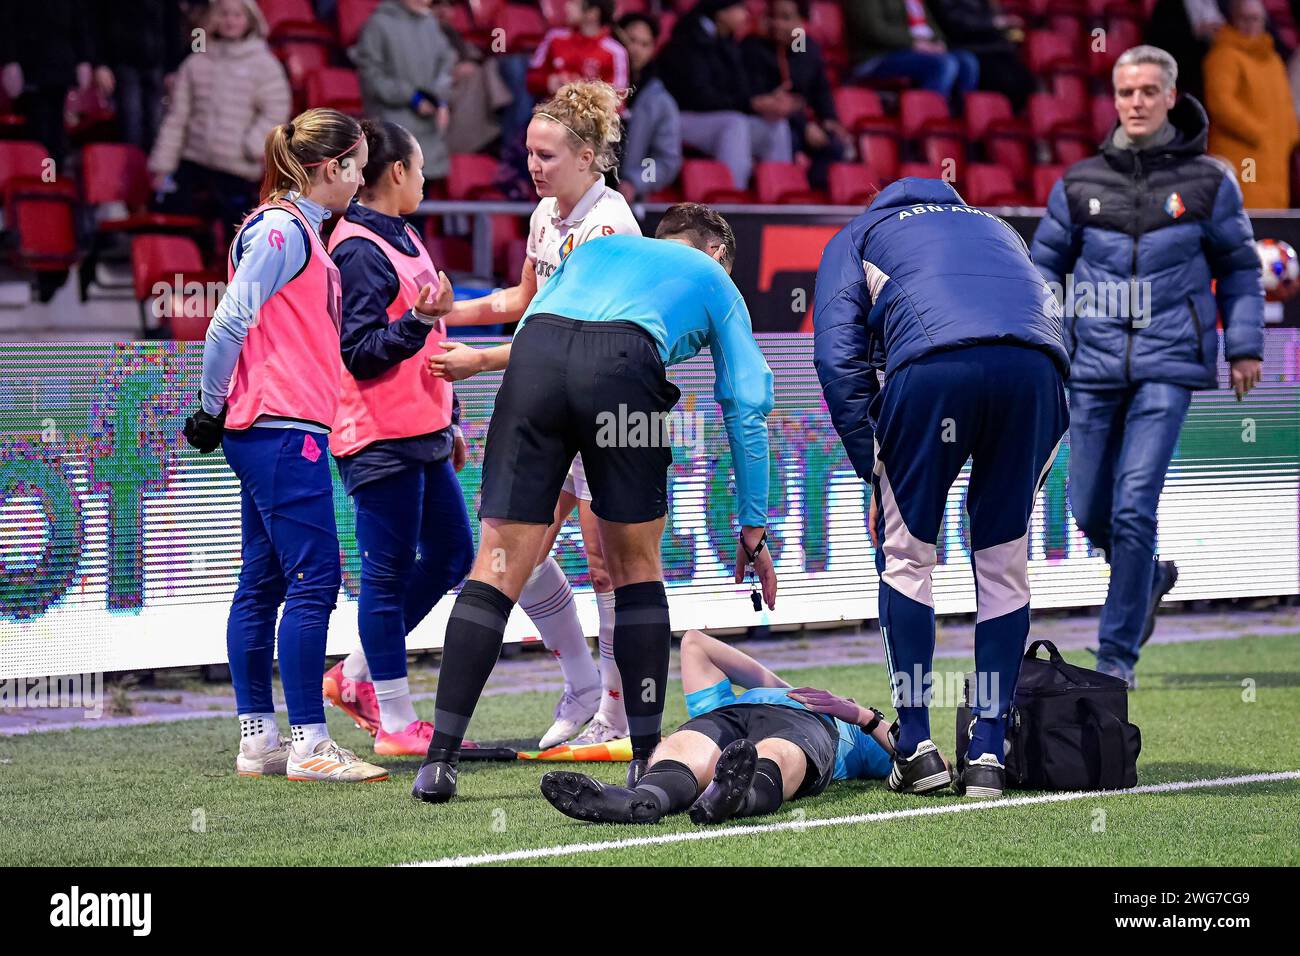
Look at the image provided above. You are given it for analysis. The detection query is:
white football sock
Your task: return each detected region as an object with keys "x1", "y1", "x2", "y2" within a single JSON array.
[
  {"x1": 290, "y1": 722, "x2": 331, "y2": 756},
  {"x1": 594, "y1": 590, "x2": 627, "y2": 729},
  {"x1": 238, "y1": 712, "x2": 280, "y2": 748},
  {"x1": 519, "y1": 557, "x2": 599, "y2": 694},
  {"x1": 374, "y1": 677, "x2": 419, "y2": 733},
  {"x1": 342, "y1": 647, "x2": 370, "y2": 682}
]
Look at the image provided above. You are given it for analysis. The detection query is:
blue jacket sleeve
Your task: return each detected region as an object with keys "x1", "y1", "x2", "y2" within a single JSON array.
[
  {"x1": 200, "y1": 209, "x2": 310, "y2": 415},
  {"x1": 332, "y1": 236, "x2": 438, "y2": 381},
  {"x1": 1030, "y1": 179, "x2": 1079, "y2": 287},
  {"x1": 1203, "y1": 172, "x2": 1265, "y2": 362},
  {"x1": 812, "y1": 223, "x2": 880, "y2": 482},
  {"x1": 707, "y1": 279, "x2": 774, "y2": 528}
]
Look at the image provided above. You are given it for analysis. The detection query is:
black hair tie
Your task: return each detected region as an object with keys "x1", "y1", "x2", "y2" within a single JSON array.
[{"x1": 285, "y1": 123, "x2": 295, "y2": 138}]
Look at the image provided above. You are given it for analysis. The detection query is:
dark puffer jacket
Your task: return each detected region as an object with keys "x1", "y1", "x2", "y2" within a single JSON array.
[
  {"x1": 1030, "y1": 96, "x2": 1263, "y2": 391},
  {"x1": 813, "y1": 177, "x2": 1068, "y2": 481}
]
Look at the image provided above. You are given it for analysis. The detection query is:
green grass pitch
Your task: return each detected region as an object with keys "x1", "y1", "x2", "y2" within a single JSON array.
[{"x1": 1, "y1": 634, "x2": 1296, "y2": 867}]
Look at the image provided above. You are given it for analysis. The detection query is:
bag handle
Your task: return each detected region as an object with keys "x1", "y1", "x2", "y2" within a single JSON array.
[
  {"x1": 1078, "y1": 697, "x2": 1128, "y2": 789},
  {"x1": 1024, "y1": 639, "x2": 1065, "y2": 664}
]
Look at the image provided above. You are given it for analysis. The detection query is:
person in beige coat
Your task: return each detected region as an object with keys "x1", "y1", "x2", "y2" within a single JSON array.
[
  {"x1": 149, "y1": 0, "x2": 291, "y2": 231},
  {"x1": 1203, "y1": 0, "x2": 1300, "y2": 209}
]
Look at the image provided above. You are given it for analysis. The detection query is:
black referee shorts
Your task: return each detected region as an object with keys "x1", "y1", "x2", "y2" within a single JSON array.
[
  {"x1": 478, "y1": 313, "x2": 681, "y2": 525},
  {"x1": 677, "y1": 703, "x2": 838, "y2": 799}
]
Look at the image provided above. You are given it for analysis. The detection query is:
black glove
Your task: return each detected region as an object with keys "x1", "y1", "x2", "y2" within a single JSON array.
[{"x1": 184, "y1": 396, "x2": 227, "y2": 453}]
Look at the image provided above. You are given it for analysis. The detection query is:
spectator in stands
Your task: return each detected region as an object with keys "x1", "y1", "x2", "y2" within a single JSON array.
[
  {"x1": 844, "y1": 0, "x2": 978, "y2": 100},
  {"x1": 433, "y1": 0, "x2": 513, "y2": 155},
  {"x1": 1031, "y1": 45, "x2": 1264, "y2": 688},
  {"x1": 1145, "y1": 0, "x2": 1225, "y2": 102},
  {"x1": 614, "y1": 12, "x2": 682, "y2": 201},
  {"x1": 930, "y1": 0, "x2": 1034, "y2": 111},
  {"x1": 659, "y1": 0, "x2": 794, "y2": 190},
  {"x1": 1204, "y1": 0, "x2": 1299, "y2": 208},
  {"x1": 94, "y1": 0, "x2": 185, "y2": 152},
  {"x1": 149, "y1": 0, "x2": 290, "y2": 235},
  {"x1": 353, "y1": 0, "x2": 456, "y2": 184},
  {"x1": 742, "y1": 0, "x2": 850, "y2": 191},
  {"x1": 0, "y1": 0, "x2": 96, "y2": 164},
  {"x1": 527, "y1": 0, "x2": 629, "y2": 98}
]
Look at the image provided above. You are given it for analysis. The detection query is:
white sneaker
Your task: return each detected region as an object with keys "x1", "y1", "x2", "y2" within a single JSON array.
[
  {"x1": 286, "y1": 738, "x2": 389, "y2": 783},
  {"x1": 236, "y1": 734, "x2": 290, "y2": 777},
  {"x1": 539, "y1": 685, "x2": 601, "y2": 749},
  {"x1": 566, "y1": 712, "x2": 630, "y2": 746}
]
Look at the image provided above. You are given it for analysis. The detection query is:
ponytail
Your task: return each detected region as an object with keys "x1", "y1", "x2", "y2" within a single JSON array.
[{"x1": 261, "y1": 107, "x2": 364, "y2": 204}]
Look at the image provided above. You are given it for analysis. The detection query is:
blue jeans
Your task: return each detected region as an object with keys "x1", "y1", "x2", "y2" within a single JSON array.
[
  {"x1": 1068, "y1": 383, "x2": 1192, "y2": 669},
  {"x1": 351, "y1": 458, "x2": 474, "y2": 682},
  {"x1": 851, "y1": 48, "x2": 979, "y2": 97},
  {"x1": 223, "y1": 428, "x2": 342, "y2": 725}
]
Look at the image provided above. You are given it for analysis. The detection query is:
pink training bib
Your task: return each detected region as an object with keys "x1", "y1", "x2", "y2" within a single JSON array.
[
  {"x1": 225, "y1": 200, "x2": 343, "y2": 431},
  {"x1": 327, "y1": 215, "x2": 454, "y2": 457}
]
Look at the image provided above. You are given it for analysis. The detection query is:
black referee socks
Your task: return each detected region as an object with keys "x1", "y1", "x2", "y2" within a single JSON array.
[
  {"x1": 611, "y1": 580, "x2": 672, "y2": 760},
  {"x1": 427, "y1": 580, "x2": 514, "y2": 761},
  {"x1": 737, "y1": 758, "x2": 785, "y2": 818},
  {"x1": 633, "y1": 759, "x2": 699, "y2": 815}
]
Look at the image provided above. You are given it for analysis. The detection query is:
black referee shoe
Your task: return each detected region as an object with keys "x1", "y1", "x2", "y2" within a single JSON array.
[
  {"x1": 412, "y1": 759, "x2": 457, "y2": 804},
  {"x1": 540, "y1": 771, "x2": 662, "y2": 824},
  {"x1": 688, "y1": 739, "x2": 758, "y2": 826},
  {"x1": 887, "y1": 739, "x2": 953, "y2": 795}
]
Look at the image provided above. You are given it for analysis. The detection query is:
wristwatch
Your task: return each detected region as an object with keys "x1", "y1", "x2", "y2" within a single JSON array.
[{"x1": 861, "y1": 707, "x2": 885, "y2": 734}]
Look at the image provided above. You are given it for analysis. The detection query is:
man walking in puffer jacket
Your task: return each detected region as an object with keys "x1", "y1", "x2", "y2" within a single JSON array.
[{"x1": 1031, "y1": 45, "x2": 1265, "y2": 688}]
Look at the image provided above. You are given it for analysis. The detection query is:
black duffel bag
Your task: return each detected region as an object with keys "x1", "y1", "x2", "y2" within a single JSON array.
[{"x1": 956, "y1": 639, "x2": 1141, "y2": 791}]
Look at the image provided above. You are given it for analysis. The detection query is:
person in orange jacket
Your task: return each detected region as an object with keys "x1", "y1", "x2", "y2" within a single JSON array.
[{"x1": 1203, "y1": 0, "x2": 1300, "y2": 209}]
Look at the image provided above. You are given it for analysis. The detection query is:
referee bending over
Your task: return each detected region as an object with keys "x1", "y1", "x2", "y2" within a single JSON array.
[{"x1": 414, "y1": 203, "x2": 778, "y2": 804}]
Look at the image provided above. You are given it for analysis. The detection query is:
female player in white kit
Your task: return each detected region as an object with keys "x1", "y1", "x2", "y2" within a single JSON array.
[{"x1": 434, "y1": 80, "x2": 641, "y2": 748}]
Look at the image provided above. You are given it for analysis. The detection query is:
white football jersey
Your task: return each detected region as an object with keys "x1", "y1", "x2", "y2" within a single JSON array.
[{"x1": 526, "y1": 177, "x2": 641, "y2": 286}]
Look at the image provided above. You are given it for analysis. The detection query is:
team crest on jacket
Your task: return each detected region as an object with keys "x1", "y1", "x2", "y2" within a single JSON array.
[
  {"x1": 1165, "y1": 192, "x2": 1185, "y2": 218},
  {"x1": 560, "y1": 234, "x2": 576, "y2": 258},
  {"x1": 1088, "y1": 197, "x2": 1101, "y2": 215}
]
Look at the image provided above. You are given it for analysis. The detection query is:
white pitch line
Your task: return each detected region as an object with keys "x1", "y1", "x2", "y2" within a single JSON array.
[{"x1": 404, "y1": 770, "x2": 1300, "y2": 868}]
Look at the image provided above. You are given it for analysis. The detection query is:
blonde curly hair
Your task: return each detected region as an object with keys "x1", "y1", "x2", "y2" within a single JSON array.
[{"x1": 532, "y1": 80, "x2": 625, "y2": 174}]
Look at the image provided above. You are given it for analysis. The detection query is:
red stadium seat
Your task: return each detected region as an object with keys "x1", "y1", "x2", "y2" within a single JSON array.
[
  {"x1": 808, "y1": 2, "x2": 845, "y2": 51},
  {"x1": 1090, "y1": 16, "x2": 1141, "y2": 77},
  {"x1": 447, "y1": 153, "x2": 503, "y2": 200},
  {"x1": 79, "y1": 143, "x2": 206, "y2": 300},
  {"x1": 828, "y1": 162, "x2": 880, "y2": 205},
  {"x1": 337, "y1": 0, "x2": 382, "y2": 48},
  {"x1": 964, "y1": 92, "x2": 1032, "y2": 181},
  {"x1": 421, "y1": 231, "x2": 475, "y2": 274},
  {"x1": 1092, "y1": 93, "x2": 1116, "y2": 142},
  {"x1": 260, "y1": 0, "x2": 334, "y2": 45},
  {"x1": 1029, "y1": 93, "x2": 1093, "y2": 162},
  {"x1": 0, "y1": 140, "x2": 50, "y2": 207},
  {"x1": 858, "y1": 131, "x2": 900, "y2": 182},
  {"x1": 131, "y1": 234, "x2": 218, "y2": 336},
  {"x1": 5, "y1": 178, "x2": 78, "y2": 273},
  {"x1": 834, "y1": 87, "x2": 896, "y2": 134},
  {"x1": 275, "y1": 39, "x2": 332, "y2": 99},
  {"x1": 1025, "y1": 30, "x2": 1084, "y2": 76},
  {"x1": 680, "y1": 159, "x2": 751, "y2": 204},
  {"x1": 1032, "y1": 164, "x2": 1066, "y2": 206},
  {"x1": 898, "y1": 161, "x2": 947, "y2": 180},
  {"x1": 305, "y1": 67, "x2": 364, "y2": 115},
  {"x1": 964, "y1": 164, "x2": 1026, "y2": 206},
  {"x1": 901, "y1": 90, "x2": 965, "y2": 166},
  {"x1": 753, "y1": 162, "x2": 825, "y2": 204}
]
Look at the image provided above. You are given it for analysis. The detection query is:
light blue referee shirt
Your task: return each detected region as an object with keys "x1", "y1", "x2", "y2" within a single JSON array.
[{"x1": 520, "y1": 234, "x2": 774, "y2": 527}]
